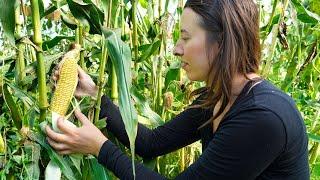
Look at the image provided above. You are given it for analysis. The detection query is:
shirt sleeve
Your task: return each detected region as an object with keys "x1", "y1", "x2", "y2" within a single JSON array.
[
  {"x1": 99, "y1": 95, "x2": 212, "y2": 159},
  {"x1": 98, "y1": 106, "x2": 286, "y2": 180}
]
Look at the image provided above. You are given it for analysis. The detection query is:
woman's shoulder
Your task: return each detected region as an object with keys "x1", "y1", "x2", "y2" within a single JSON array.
[
  {"x1": 232, "y1": 79, "x2": 306, "y2": 140},
  {"x1": 249, "y1": 80, "x2": 301, "y2": 118}
]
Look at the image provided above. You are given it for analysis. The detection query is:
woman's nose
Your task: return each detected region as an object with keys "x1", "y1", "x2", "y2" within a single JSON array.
[{"x1": 173, "y1": 43, "x2": 183, "y2": 56}]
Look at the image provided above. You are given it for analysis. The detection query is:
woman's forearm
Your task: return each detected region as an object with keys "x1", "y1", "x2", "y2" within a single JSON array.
[{"x1": 99, "y1": 95, "x2": 207, "y2": 159}]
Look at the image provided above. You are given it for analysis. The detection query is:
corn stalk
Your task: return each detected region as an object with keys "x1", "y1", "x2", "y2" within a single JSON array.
[
  {"x1": 75, "y1": 19, "x2": 85, "y2": 70},
  {"x1": 132, "y1": 0, "x2": 139, "y2": 71},
  {"x1": 95, "y1": 36, "x2": 108, "y2": 123},
  {"x1": 309, "y1": 108, "x2": 320, "y2": 166},
  {"x1": 15, "y1": 3, "x2": 26, "y2": 89},
  {"x1": 261, "y1": 0, "x2": 289, "y2": 76},
  {"x1": 30, "y1": 0, "x2": 48, "y2": 122},
  {"x1": 109, "y1": 0, "x2": 119, "y2": 104},
  {"x1": 261, "y1": 0, "x2": 278, "y2": 47},
  {"x1": 95, "y1": 0, "x2": 114, "y2": 123},
  {"x1": 120, "y1": 0, "x2": 125, "y2": 36}
]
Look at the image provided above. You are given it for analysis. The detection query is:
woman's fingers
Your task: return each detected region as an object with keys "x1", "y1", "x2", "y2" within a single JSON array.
[
  {"x1": 46, "y1": 125, "x2": 68, "y2": 143},
  {"x1": 56, "y1": 117, "x2": 76, "y2": 134},
  {"x1": 77, "y1": 66, "x2": 87, "y2": 79},
  {"x1": 74, "y1": 109, "x2": 90, "y2": 126},
  {"x1": 54, "y1": 69, "x2": 59, "y2": 76},
  {"x1": 47, "y1": 137, "x2": 69, "y2": 151},
  {"x1": 52, "y1": 70, "x2": 59, "y2": 81},
  {"x1": 57, "y1": 150, "x2": 72, "y2": 155}
]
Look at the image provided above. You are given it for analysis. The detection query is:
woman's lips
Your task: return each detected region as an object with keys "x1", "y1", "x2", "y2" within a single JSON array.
[{"x1": 181, "y1": 61, "x2": 189, "y2": 69}]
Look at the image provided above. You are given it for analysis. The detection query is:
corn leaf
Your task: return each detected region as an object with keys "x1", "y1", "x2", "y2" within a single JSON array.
[
  {"x1": 94, "y1": 119, "x2": 107, "y2": 129},
  {"x1": 103, "y1": 28, "x2": 138, "y2": 177},
  {"x1": 6, "y1": 82, "x2": 38, "y2": 111},
  {"x1": 2, "y1": 82, "x2": 23, "y2": 129},
  {"x1": 89, "y1": 157, "x2": 111, "y2": 180},
  {"x1": 60, "y1": 12, "x2": 78, "y2": 30},
  {"x1": 66, "y1": 0, "x2": 104, "y2": 34},
  {"x1": 24, "y1": 143, "x2": 41, "y2": 179},
  {"x1": 308, "y1": 133, "x2": 320, "y2": 143},
  {"x1": 30, "y1": 132, "x2": 77, "y2": 180},
  {"x1": 43, "y1": 36, "x2": 75, "y2": 51},
  {"x1": 138, "y1": 40, "x2": 161, "y2": 62},
  {"x1": 37, "y1": 0, "x2": 44, "y2": 18},
  {"x1": 131, "y1": 85, "x2": 163, "y2": 126},
  {"x1": 164, "y1": 65, "x2": 180, "y2": 90},
  {"x1": 69, "y1": 154, "x2": 82, "y2": 175},
  {"x1": 41, "y1": 0, "x2": 68, "y2": 19},
  {"x1": 0, "y1": 0, "x2": 16, "y2": 44},
  {"x1": 291, "y1": 0, "x2": 320, "y2": 24}
]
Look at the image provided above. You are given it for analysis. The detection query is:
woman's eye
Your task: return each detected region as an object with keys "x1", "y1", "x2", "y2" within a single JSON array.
[{"x1": 181, "y1": 37, "x2": 189, "y2": 41}]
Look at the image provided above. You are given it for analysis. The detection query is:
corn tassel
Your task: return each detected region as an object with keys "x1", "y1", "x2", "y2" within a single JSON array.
[{"x1": 50, "y1": 44, "x2": 81, "y2": 133}]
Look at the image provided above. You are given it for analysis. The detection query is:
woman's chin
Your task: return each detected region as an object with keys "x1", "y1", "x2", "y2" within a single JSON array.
[
  {"x1": 186, "y1": 74, "x2": 201, "y2": 82},
  {"x1": 183, "y1": 70, "x2": 205, "y2": 82}
]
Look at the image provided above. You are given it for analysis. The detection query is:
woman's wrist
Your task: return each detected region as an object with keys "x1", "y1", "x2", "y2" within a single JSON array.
[{"x1": 94, "y1": 136, "x2": 108, "y2": 157}]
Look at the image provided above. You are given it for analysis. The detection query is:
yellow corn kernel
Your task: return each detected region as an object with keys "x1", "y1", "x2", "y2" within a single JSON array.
[{"x1": 50, "y1": 44, "x2": 81, "y2": 116}]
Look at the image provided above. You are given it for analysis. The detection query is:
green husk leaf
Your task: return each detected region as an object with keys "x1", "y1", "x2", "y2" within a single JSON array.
[{"x1": 45, "y1": 160, "x2": 62, "y2": 180}]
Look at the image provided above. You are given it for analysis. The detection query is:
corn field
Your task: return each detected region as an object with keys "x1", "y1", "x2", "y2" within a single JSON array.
[{"x1": 0, "y1": 0, "x2": 319, "y2": 179}]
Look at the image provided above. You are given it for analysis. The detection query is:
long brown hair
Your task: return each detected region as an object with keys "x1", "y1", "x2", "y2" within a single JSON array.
[{"x1": 185, "y1": 0, "x2": 261, "y2": 128}]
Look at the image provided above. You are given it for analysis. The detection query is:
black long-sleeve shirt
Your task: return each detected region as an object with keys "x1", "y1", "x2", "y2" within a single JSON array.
[{"x1": 97, "y1": 79, "x2": 310, "y2": 180}]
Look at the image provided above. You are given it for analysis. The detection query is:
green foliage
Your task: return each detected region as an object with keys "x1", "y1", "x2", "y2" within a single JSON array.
[
  {"x1": 66, "y1": 0, "x2": 104, "y2": 34},
  {"x1": 103, "y1": 28, "x2": 138, "y2": 177},
  {"x1": 0, "y1": 0, "x2": 16, "y2": 44}
]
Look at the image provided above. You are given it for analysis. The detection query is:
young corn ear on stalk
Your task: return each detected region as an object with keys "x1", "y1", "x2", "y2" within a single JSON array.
[
  {"x1": 0, "y1": 133, "x2": 5, "y2": 153},
  {"x1": 50, "y1": 44, "x2": 81, "y2": 133}
]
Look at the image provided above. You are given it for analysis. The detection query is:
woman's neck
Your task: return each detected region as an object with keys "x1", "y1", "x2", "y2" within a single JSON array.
[
  {"x1": 204, "y1": 73, "x2": 260, "y2": 99},
  {"x1": 231, "y1": 73, "x2": 260, "y2": 96}
]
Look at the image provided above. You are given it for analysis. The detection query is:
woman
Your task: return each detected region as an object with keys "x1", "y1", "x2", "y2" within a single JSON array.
[{"x1": 46, "y1": 0, "x2": 310, "y2": 179}]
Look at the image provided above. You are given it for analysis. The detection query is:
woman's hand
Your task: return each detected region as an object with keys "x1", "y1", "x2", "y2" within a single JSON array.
[
  {"x1": 46, "y1": 109, "x2": 108, "y2": 156},
  {"x1": 53, "y1": 66, "x2": 98, "y2": 98}
]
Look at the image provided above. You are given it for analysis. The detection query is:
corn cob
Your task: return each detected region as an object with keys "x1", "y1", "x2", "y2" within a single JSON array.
[
  {"x1": 0, "y1": 133, "x2": 5, "y2": 153},
  {"x1": 50, "y1": 44, "x2": 81, "y2": 132}
]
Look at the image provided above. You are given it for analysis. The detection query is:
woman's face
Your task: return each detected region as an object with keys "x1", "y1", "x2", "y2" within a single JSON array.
[{"x1": 174, "y1": 8, "x2": 218, "y2": 82}]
